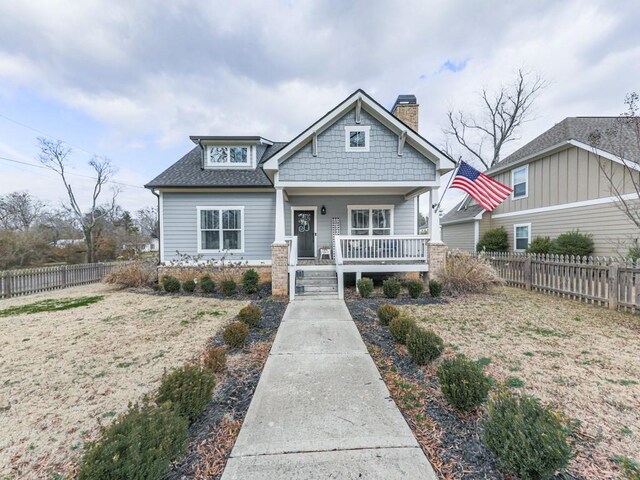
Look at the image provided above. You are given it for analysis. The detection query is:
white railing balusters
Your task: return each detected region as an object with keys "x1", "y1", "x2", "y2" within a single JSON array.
[{"x1": 333, "y1": 235, "x2": 429, "y2": 263}]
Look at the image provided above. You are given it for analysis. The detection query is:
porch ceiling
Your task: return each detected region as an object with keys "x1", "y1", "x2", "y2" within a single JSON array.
[{"x1": 283, "y1": 186, "x2": 431, "y2": 196}]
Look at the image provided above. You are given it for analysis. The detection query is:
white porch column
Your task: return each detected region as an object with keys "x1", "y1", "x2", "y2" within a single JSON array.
[
  {"x1": 429, "y1": 187, "x2": 442, "y2": 243},
  {"x1": 274, "y1": 187, "x2": 285, "y2": 243}
]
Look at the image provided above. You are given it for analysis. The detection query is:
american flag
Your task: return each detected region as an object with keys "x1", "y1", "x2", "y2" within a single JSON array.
[{"x1": 451, "y1": 161, "x2": 513, "y2": 211}]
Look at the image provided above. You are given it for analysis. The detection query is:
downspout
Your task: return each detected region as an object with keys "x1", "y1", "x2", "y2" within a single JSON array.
[{"x1": 151, "y1": 189, "x2": 160, "y2": 265}]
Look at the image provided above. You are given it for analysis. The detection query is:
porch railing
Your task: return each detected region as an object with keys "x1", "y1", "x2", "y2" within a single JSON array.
[
  {"x1": 335, "y1": 235, "x2": 429, "y2": 264},
  {"x1": 284, "y1": 236, "x2": 298, "y2": 267}
]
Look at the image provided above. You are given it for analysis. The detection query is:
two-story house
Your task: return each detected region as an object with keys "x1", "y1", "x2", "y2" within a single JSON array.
[
  {"x1": 145, "y1": 90, "x2": 455, "y2": 298},
  {"x1": 441, "y1": 117, "x2": 640, "y2": 256}
]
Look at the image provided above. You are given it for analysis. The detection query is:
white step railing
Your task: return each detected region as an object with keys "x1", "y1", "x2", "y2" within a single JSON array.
[
  {"x1": 284, "y1": 236, "x2": 298, "y2": 267},
  {"x1": 335, "y1": 235, "x2": 429, "y2": 264}
]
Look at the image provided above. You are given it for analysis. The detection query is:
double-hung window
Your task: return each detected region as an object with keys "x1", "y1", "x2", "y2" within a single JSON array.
[
  {"x1": 512, "y1": 165, "x2": 528, "y2": 199},
  {"x1": 198, "y1": 207, "x2": 244, "y2": 252},
  {"x1": 206, "y1": 146, "x2": 252, "y2": 167},
  {"x1": 514, "y1": 223, "x2": 531, "y2": 251},
  {"x1": 349, "y1": 206, "x2": 393, "y2": 236}
]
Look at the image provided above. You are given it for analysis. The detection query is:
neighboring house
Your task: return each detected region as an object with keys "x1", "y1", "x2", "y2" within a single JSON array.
[
  {"x1": 121, "y1": 238, "x2": 159, "y2": 253},
  {"x1": 53, "y1": 239, "x2": 84, "y2": 248},
  {"x1": 145, "y1": 90, "x2": 455, "y2": 298},
  {"x1": 441, "y1": 117, "x2": 640, "y2": 256}
]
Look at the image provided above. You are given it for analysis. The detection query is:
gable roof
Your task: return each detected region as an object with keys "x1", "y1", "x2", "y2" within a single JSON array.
[
  {"x1": 262, "y1": 89, "x2": 455, "y2": 174},
  {"x1": 144, "y1": 142, "x2": 288, "y2": 189},
  {"x1": 440, "y1": 199, "x2": 484, "y2": 225},
  {"x1": 487, "y1": 116, "x2": 640, "y2": 175}
]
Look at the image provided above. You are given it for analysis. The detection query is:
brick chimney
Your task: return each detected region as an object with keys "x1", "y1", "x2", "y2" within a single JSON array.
[{"x1": 392, "y1": 94, "x2": 419, "y2": 132}]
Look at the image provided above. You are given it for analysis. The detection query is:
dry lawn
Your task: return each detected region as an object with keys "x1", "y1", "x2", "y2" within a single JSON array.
[
  {"x1": 0, "y1": 284, "x2": 247, "y2": 479},
  {"x1": 403, "y1": 287, "x2": 640, "y2": 477}
]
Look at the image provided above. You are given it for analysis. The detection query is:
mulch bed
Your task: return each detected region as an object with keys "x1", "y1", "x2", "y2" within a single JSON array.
[
  {"x1": 167, "y1": 297, "x2": 288, "y2": 480},
  {"x1": 150, "y1": 281, "x2": 275, "y2": 301},
  {"x1": 346, "y1": 291, "x2": 584, "y2": 480}
]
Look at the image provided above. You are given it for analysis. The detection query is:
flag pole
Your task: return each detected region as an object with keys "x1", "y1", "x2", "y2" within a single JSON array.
[{"x1": 432, "y1": 156, "x2": 462, "y2": 213}]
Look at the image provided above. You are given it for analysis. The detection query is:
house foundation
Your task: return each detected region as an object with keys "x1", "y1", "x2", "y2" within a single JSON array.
[
  {"x1": 271, "y1": 242, "x2": 289, "y2": 296},
  {"x1": 427, "y1": 241, "x2": 447, "y2": 281}
]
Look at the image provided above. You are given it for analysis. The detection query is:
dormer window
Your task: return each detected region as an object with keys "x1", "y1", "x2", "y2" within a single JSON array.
[
  {"x1": 206, "y1": 145, "x2": 254, "y2": 168},
  {"x1": 345, "y1": 126, "x2": 370, "y2": 152}
]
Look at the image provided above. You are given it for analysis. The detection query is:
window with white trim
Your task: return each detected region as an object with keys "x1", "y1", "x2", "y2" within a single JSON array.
[
  {"x1": 514, "y1": 223, "x2": 531, "y2": 251},
  {"x1": 349, "y1": 206, "x2": 392, "y2": 235},
  {"x1": 345, "y1": 126, "x2": 370, "y2": 152},
  {"x1": 198, "y1": 207, "x2": 243, "y2": 252},
  {"x1": 512, "y1": 165, "x2": 528, "y2": 199},
  {"x1": 205, "y1": 146, "x2": 253, "y2": 167}
]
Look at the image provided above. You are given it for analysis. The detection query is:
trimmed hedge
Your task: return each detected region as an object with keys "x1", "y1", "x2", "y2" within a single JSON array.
[
  {"x1": 238, "y1": 304, "x2": 262, "y2": 328},
  {"x1": 223, "y1": 321, "x2": 249, "y2": 348},
  {"x1": 377, "y1": 304, "x2": 400, "y2": 326},
  {"x1": 551, "y1": 231, "x2": 594, "y2": 257},
  {"x1": 182, "y1": 279, "x2": 196, "y2": 293},
  {"x1": 382, "y1": 278, "x2": 402, "y2": 298},
  {"x1": 356, "y1": 277, "x2": 374, "y2": 298},
  {"x1": 406, "y1": 328, "x2": 444, "y2": 364},
  {"x1": 437, "y1": 355, "x2": 490, "y2": 411},
  {"x1": 428, "y1": 279, "x2": 443, "y2": 298},
  {"x1": 220, "y1": 279, "x2": 237, "y2": 296},
  {"x1": 162, "y1": 275, "x2": 180, "y2": 293},
  {"x1": 526, "y1": 236, "x2": 553, "y2": 254},
  {"x1": 204, "y1": 346, "x2": 227, "y2": 373},
  {"x1": 389, "y1": 316, "x2": 416, "y2": 344},
  {"x1": 406, "y1": 280, "x2": 424, "y2": 299},
  {"x1": 156, "y1": 365, "x2": 215, "y2": 424},
  {"x1": 242, "y1": 269, "x2": 260, "y2": 294},
  {"x1": 477, "y1": 227, "x2": 509, "y2": 253},
  {"x1": 200, "y1": 275, "x2": 215, "y2": 293}
]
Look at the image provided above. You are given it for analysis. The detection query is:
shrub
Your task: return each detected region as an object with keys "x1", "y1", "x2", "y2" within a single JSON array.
[
  {"x1": 628, "y1": 245, "x2": 640, "y2": 263},
  {"x1": 437, "y1": 355, "x2": 491, "y2": 411},
  {"x1": 406, "y1": 328, "x2": 444, "y2": 364},
  {"x1": 77, "y1": 401, "x2": 188, "y2": 480},
  {"x1": 357, "y1": 277, "x2": 374, "y2": 298},
  {"x1": 162, "y1": 275, "x2": 181, "y2": 293},
  {"x1": 428, "y1": 279, "x2": 443, "y2": 298},
  {"x1": 389, "y1": 316, "x2": 417, "y2": 344},
  {"x1": 242, "y1": 269, "x2": 260, "y2": 294},
  {"x1": 406, "y1": 280, "x2": 424, "y2": 298},
  {"x1": 382, "y1": 278, "x2": 402, "y2": 298},
  {"x1": 238, "y1": 304, "x2": 262, "y2": 327},
  {"x1": 526, "y1": 236, "x2": 554, "y2": 254},
  {"x1": 204, "y1": 346, "x2": 227, "y2": 373},
  {"x1": 223, "y1": 321, "x2": 249, "y2": 348},
  {"x1": 220, "y1": 279, "x2": 237, "y2": 296},
  {"x1": 550, "y1": 230, "x2": 594, "y2": 257},
  {"x1": 104, "y1": 261, "x2": 157, "y2": 288},
  {"x1": 156, "y1": 364, "x2": 215, "y2": 424},
  {"x1": 200, "y1": 275, "x2": 215, "y2": 293},
  {"x1": 182, "y1": 279, "x2": 196, "y2": 293},
  {"x1": 477, "y1": 227, "x2": 509, "y2": 252},
  {"x1": 483, "y1": 392, "x2": 571, "y2": 480},
  {"x1": 439, "y1": 251, "x2": 503, "y2": 295},
  {"x1": 377, "y1": 304, "x2": 400, "y2": 326}
]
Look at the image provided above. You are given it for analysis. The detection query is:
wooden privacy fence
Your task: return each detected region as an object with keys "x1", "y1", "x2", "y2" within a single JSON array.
[
  {"x1": 480, "y1": 252, "x2": 640, "y2": 312},
  {"x1": 0, "y1": 262, "x2": 132, "y2": 299}
]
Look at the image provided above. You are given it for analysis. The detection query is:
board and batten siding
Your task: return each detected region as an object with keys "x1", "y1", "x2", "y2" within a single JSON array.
[
  {"x1": 285, "y1": 195, "x2": 416, "y2": 250},
  {"x1": 161, "y1": 191, "x2": 275, "y2": 262},
  {"x1": 442, "y1": 222, "x2": 477, "y2": 252},
  {"x1": 278, "y1": 108, "x2": 436, "y2": 183}
]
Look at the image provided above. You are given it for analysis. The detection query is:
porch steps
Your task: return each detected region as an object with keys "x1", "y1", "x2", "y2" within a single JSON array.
[{"x1": 295, "y1": 270, "x2": 338, "y2": 297}]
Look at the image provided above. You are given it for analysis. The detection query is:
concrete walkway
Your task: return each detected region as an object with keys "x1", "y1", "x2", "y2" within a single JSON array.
[{"x1": 221, "y1": 298, "x2": 437, "y2": 479}]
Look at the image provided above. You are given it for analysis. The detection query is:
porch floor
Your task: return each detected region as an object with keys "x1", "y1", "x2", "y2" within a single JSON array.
[{"x1": 297, "y1": 259, "x2": 427, "y2": 266}]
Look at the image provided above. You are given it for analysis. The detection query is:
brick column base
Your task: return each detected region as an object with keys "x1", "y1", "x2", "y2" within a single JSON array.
[
  {"x1": 271, "y1": 242, "x2": 289, "y2": 297},
  {"x1": 428, "y1": 241, "x2": 447, "y2": 282}
]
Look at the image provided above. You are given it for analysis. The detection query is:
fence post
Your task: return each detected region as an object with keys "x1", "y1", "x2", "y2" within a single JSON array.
[
  {"x1": 5, "y1": 272, "x2": 12, "y2": 299},
  {"x1": 61, "y1": 265, "x2": 67, "y2": 289},
  {"x1": 524, "y1": 256, "x2": 532, "y2": 291},
  {"x1": 608, "y1": 263, "x2": 619, "y2": 311}
]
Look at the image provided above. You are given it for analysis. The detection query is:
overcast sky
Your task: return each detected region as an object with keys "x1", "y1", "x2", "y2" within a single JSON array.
[{"x1": 0, "y1": 0, "x2": 638, "y2": 216}]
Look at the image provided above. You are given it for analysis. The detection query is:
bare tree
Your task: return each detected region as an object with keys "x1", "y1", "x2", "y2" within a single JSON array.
[
  {"x1": 444, "y1": 68, "x2": 547, "y2": 169},
  {"x1": 0, "y1": 191, "x2": 45, "y2": 231},
  {"x1": 136, "y1": 206, "x2": 159, "y2": 239},
  {"x1": 587, "y1": 93, "x2": 640, "y2": 234},
  {"x1": 37, "y1": 138, "x2": 119, "y2": 263}
]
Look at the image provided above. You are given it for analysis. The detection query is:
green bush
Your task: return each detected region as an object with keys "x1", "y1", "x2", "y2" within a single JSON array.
[
  {"x1": 483, "y1": 392, "x2": 571, "y2": 480},
  {"x1": 406, "y1": 280, "x2": 424, "y2": 299},
  {"x1": 182, "y1": 279, "x2": 196, "y2": 293},
  {"x1": 200, "y1": 275, "x2": 215, "y2": 293},
  {"x1": 526, "y1": 236, "x2": 553, "y2": 254},
  {"x1": 477, "y1": 227, "x2": 509, "y2": 253},
  {"x1": 382, "y1": 278, "x2": 402, "y2": 298},
  {"x1": 406, "y1": 328, "x2": 444, "y2": 364},
  {"x1": 242, "y1": 269, "x2": 260, "y2": 294},
  {"x1": 77, "y1": 401, "x2": 188, "y2": 480},
  {"x1": 223, "y1": 321, "x2": 249, "y2": 348},
  {"x1": 156, "y1": 364, "x2": 215, "y2": 424},
  {"x1": 437, "y1": 355, "x2": 490, "y2": 411},
  {"x1": 377, "y1": 304, "x2": 400, "y2": 326},
  {"x1": 238, "y1": 304, "x2": 262, "y2": 327},
  {"x1": 220, "y1": 279, "x2": 237, "y2": 296},
  {"x1": 628, "y1": 245, "x2": 640, "y2": 263},
  {"x1": 356, "y1": 277, "x2": 374, "y2": 298},
  {"x1": 550, "y1": 231, "x2": 594, "y2": 257},
  {"x1": 204, "y1": 346, "x2": 227, "y2": 373},
  {"x1": 389, "y1": 316, "x2": 416, "y2": 344},
  {"x1": 428, "y1": 279, "x2": 443, "y2": 298},
  {"x1": 162, "y1": 275, "x2": 180, "y2": 293}
]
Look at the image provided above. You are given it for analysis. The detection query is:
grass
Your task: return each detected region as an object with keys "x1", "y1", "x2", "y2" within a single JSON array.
[
  {"x1": 0, "y1": 296, "x2": 104, "y2": 317},
  {"x1": 402, "y1": 286, "x2": 640, "y2": 478}
]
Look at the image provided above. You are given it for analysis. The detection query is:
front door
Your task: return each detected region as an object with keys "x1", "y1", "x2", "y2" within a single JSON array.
[{"x1": 295, "y1": 210, "x2": 315, "y2": 258}]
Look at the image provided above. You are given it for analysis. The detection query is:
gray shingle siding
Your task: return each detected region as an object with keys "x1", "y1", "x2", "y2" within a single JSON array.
[
  {"x1": 161, "y1": 192, "x2": 275, "y2": 262},
  {"x1": 278, "y1": 109, "x2": 436, "y2": 182}
]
